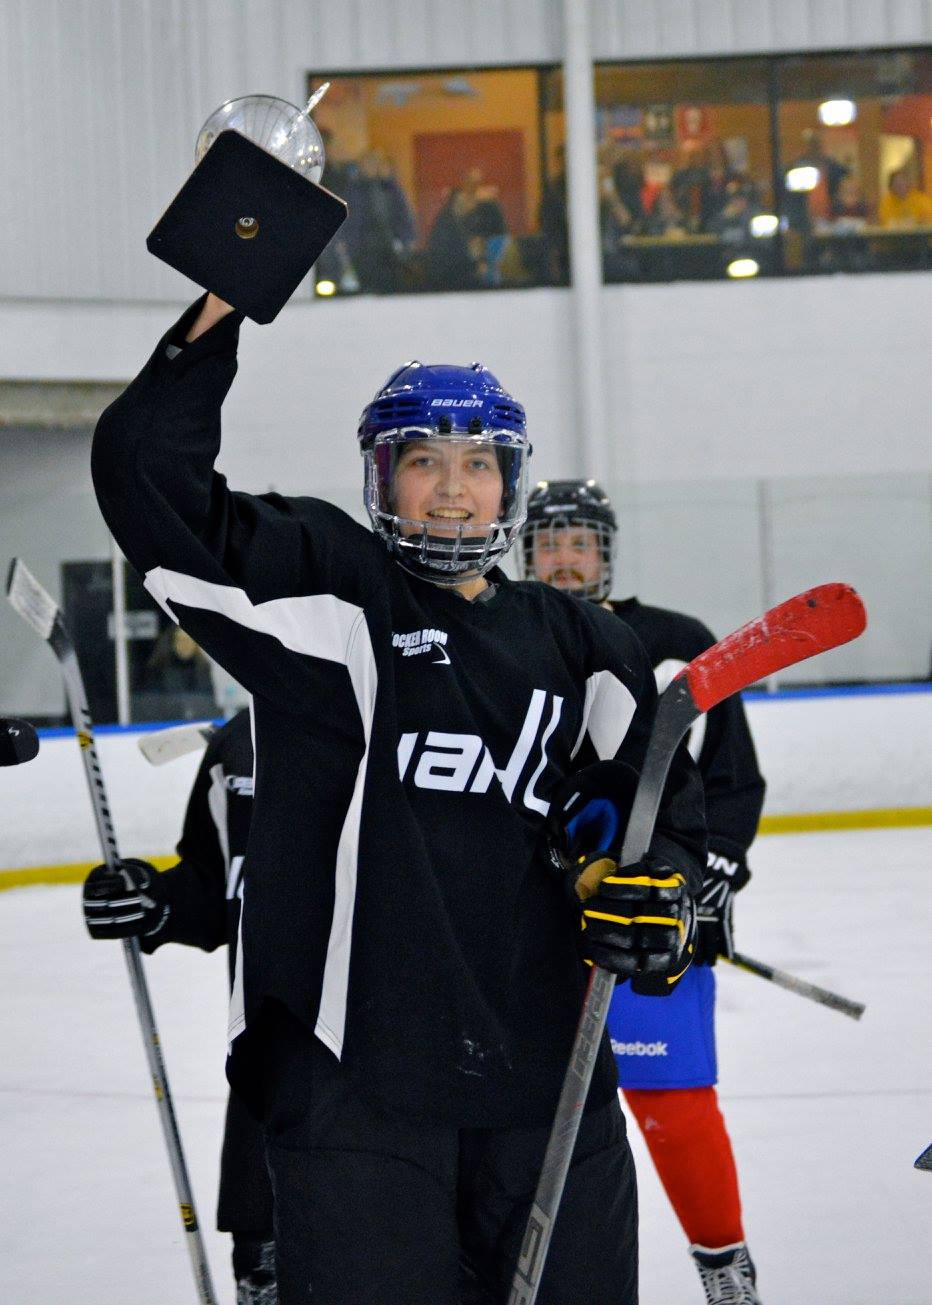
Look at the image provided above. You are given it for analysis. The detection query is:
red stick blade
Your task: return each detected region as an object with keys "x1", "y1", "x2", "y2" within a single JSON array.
[{"x1": 683, "y1": 583, "x2": 866, "y2": 713}]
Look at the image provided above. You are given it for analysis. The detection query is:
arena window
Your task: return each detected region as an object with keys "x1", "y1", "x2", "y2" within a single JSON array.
[{"x1": 303, "y1": 66, "x2": 564, "y2": 296}]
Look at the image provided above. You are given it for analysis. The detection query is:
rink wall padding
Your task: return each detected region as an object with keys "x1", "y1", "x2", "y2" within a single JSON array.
[{"x1": 1, "y1": 686, "x2": 930, "y2": 888}]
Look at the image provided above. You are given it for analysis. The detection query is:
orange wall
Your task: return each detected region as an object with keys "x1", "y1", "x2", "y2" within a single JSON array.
[{"x1": 316, "y1": 70, "x2": 544, "y2": 231}]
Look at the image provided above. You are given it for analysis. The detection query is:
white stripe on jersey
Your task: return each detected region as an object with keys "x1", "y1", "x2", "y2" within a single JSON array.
[
  {"x1": 570, "y1": 669, "x2": 637, "y2": 761},
  {"x1": 143, "y1": 565, "x2": 377, "y2": 1062},
  {"x1": 654, "y1": 658, "x2": 707, "y2": 761}
]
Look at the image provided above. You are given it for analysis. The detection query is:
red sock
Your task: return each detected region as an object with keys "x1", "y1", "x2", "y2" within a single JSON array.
[{"x1": 623, "y1": 1086, "x2": 744, "y2": 1248}]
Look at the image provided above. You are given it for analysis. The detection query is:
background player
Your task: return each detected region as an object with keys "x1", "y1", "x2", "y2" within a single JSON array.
[
  {"x1": 521, "y1": 478, "x2": 767, "y2": 1305},
  {"x1": 82, "y1": 709, "x2": 276, "y2": 1304},
  {"x1": 89, "y1": 290, "x2": 707, "y2": 1304}
]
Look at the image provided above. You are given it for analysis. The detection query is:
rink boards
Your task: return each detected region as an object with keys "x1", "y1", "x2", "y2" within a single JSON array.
[{"x1": 1, "y1": 684, "x2": 930, "y2": 883}]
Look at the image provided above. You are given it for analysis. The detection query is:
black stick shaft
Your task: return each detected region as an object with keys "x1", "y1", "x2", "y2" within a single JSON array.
[{"x1": 725, "y1": 951, "x2": 865, "y2": 1020}]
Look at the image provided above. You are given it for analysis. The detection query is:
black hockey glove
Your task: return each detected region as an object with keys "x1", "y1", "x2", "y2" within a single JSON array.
[
  {"x1": 82, "y1": 858, "x2": 170, "y2": 942},
  {"x1": 693, "y1": 842, "x2": 751, "y2": 965},
  {"x1": 548, "y1": 762, "x2": 697, "y2": 995}
]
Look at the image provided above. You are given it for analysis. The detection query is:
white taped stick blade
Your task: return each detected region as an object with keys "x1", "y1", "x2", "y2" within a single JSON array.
[
  {"x1": 138, "y1": 722, "x2": 216, "y2": 766},
  {"x1": 6, "y1": 559, "x2": 58, "y2": 640}
]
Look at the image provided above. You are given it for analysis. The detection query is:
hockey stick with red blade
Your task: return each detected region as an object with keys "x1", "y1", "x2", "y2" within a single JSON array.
[
  {"x1": 723, "y1": 950, "x2": 865, "y2": 1020},
  {"x1": 6, "y1": 559, "x2": 218, "y2": 1305},
  {"x1": 509, "y1": 583, "x2": 867, "y2": 1305}
]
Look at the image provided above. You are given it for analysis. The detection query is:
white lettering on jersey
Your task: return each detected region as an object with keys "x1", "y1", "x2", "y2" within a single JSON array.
[
  {"x1": 611, "y1": 1039, "x2": 669, "y2": 1057},
  {"x1": 392, "y1": 628, "x2": 451, "y2": 664},
  {"x1": 397, "y1": 690, "x2": 563, "y2": 814}
]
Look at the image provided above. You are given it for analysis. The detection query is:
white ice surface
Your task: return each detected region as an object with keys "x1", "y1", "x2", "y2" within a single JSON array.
[{"x1": 1, "y1": 827, "x2": 930, "y2": 1304}]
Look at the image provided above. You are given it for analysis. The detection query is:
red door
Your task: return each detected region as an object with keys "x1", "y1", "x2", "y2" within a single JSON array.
[{"x1": 412, "y1": 129, "x2": 528, "y2": 243}]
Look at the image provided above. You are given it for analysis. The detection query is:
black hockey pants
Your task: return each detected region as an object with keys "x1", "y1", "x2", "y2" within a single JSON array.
[{"x1": 259, "y1": 1005, "x2": 638, "y2": 1305}]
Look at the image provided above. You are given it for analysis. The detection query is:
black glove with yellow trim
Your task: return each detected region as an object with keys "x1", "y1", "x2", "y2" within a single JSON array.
[
  {"x1": 548, "y1": 761, "x2": 697, "y2": 995},
  {"x1": 575, "y1": 852, "x2": 696, "y2": 994}
]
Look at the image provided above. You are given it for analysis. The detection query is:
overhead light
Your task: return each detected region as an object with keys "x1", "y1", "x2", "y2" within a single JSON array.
[
  {"x1": 315, "y1": 279, "x2": 336, "y2": 297},
  {"x1": 818, "y1": 99, "x2": 857, "y2": 126},
  {"x1": 727, "y1": 258, "x2": 760, "y2": 279},
  {"x1": 750, "y1": 213, "x2": 780, "y2": 238},
  {"x1": 786, "y1": 165, "x2": 820, "y2": 193}
]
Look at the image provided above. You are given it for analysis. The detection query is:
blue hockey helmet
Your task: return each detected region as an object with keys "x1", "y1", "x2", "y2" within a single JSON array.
[
  {"x1": 358, "y1": 361, "x2": 531, "y2": 584},
  {"x1": 519, "y1": 479, "x2": 617, "y2": 601}
]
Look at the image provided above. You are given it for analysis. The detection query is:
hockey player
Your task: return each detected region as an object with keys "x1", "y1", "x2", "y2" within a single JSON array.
[
  {"x1": 520, "y1": 478, "x2": 766, "y2": 1305},
  {"x1": 82, "y1": 710, "x2": 277, "y2": 1304},
  {"x1": 90, "y1": 291, "x2": 707, "y2": 1304}
]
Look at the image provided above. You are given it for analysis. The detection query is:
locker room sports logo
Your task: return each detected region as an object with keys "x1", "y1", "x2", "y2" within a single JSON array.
[{"x1": 392, "y1": 627, "x2": 451, "y2": 665}]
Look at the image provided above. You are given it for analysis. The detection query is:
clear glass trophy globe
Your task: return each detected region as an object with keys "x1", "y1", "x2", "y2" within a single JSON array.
[{"x1": 195, "y1": 94, "x2": 325, "y2": 183}]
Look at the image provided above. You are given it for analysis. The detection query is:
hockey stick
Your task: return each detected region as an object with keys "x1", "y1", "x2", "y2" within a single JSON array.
[
  {"x1": 6, "y1": 559, "x2": 218, "y2": 1305},
  {"x1": 138, "y1": 721, "x2": 217, "y2": 766},
  {"x1": 510, "y1": 583, "x2": 867, "y2": 1305},
  {"x1": 723, "y1": 950, "x2": 865, "y2": 1020},
  {"x1": 914, "y1": 1143, "x2": 932, "y2": 1172}
]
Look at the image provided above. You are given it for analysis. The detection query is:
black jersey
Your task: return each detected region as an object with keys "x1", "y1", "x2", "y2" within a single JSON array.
[
  {"x1": 92, "y1": 300, "x2": 705, "y2": 1127},
  {"x1": 139, "y1": 709, "x2": 254, "y2": 984},
  {"x1": 611, "y1": 598, "x2": 765, "y2": 860},
  {"x1": 140, "y1": 708, "x2": 273, "y2": 1234}
]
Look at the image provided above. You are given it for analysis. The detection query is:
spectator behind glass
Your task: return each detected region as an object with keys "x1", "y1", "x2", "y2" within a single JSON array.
[
  {"x1": 879, "y1": 167, "x2": 932, "y2": 228},
  {"x1": 464, "y1": 169, "x2": 512, "y2": 287},
  {"x1": 425, "y1": 186, "x2": 480, "y2": 290},
  {"x1": 707, "y1": 175, "x2": 758, "y2": 243},
  {"x1": 342, "y1": 150, "x2": 416, "y2": 293},
  {"x1": 643, "y1": 186, "x2": 688, "y2": 238},
  {"x1": 608, "y1": 142, "x2": 647, "y2": 230},
  {"x1": 539, "y1": 143, "x2": 569, "y2": 281},
  {"x1": 314, "y1": 128, "x2": 360, "y2": 292},
  {"x1": 823, "y1": 176, "x2": 869, "y2": 232},
  {"x1": 140, "y1": 627, "x2": 218, "y2": 721}
]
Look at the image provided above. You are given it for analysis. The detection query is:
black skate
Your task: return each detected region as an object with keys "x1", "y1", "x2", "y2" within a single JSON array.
[{"x1": 689, "y1": 1242, "x2": 762, "y2": 1305}]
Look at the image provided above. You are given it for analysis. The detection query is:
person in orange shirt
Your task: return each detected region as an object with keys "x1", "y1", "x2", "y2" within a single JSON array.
[{"x1": 878, "y1": 167, "x2": 932, "y2": 228}]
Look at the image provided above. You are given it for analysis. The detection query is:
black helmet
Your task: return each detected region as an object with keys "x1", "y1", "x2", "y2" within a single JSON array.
[{"x1": 519, "y1": 479, "x2": 616, "y2": 601}]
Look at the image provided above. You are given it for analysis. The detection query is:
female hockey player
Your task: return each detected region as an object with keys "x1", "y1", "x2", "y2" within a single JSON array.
[
  {"x1": 82, "y1": 709, "x2": 276, "y2": 1303},
  {"x1": 90, "y1": 291, "x2": 706, "y2": 1305},
  {"x1": 520, "y1": 478, "x2": 766, "y2": 1305}
]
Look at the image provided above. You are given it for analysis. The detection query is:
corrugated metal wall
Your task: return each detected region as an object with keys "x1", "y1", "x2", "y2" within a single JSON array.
[{"x1": 0, "y1": 0, "x2": 929, "y2": 302}]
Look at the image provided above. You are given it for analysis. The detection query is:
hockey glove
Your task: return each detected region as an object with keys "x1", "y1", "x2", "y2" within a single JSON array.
[
  {"x1": 82, "y1": 858, "x2": 170, "y2": 942},
  {"x1": 548, "y1": 762, "x2": 697, "y2": 995},
  {"x1": 694, "y1": 842, "x2": 751, "y2": 965}
]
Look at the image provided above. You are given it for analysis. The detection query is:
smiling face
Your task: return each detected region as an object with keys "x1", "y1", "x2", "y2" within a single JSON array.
[
  {"x1": 531, "y1": 523, "x2": 603, "y2": 592},
  {"x1": 392, "y1": 439, "x2": 504, "y2": 538}
]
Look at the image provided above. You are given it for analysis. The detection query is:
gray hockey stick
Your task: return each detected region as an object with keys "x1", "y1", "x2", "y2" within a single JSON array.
[
  {"x1": 7, "y1": 559, "x2": 217, "y2": 1304},
  {"x1": 723, "y1": 950, "x2": 865, "y2": 1020},
  {"x1": 509, "y1": 583, "x2": 867, "y2": 1305}
]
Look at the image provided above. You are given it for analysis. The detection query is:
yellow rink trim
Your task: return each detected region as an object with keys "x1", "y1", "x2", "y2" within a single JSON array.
[
  {"x1": 759, "y1": 807, "x2": 932, "y2": 834},
  {"x1": 0, "y1": 855, "x2": 179, "y2": 892},
  {"x1": 1, "y1": 807, "x2": 931, "y2": 891}
]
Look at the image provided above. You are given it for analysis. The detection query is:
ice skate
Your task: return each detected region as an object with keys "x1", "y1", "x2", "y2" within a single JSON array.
[{"x1": 690, "y1": 1241, "x2": 762, "y2": 1304}]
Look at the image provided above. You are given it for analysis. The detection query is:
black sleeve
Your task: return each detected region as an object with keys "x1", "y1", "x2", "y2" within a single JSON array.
[
  {"x1": 683, "y1": 618, "x2": 766, "y2": 860},
  {"x1": 580, "y1": 606, "x2": 707, "y2": 896},
  {"x1": 139, "y1": 733, "x2": 228, "y2": 955},
  {"x1": 91, "y1": 297, "x2": 376, "y2": 704}
]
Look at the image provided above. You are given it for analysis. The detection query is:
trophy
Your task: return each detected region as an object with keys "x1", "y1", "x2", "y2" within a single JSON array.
[{"x1": 147, "y1": 88, "x2": 347, "y2": 323}]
